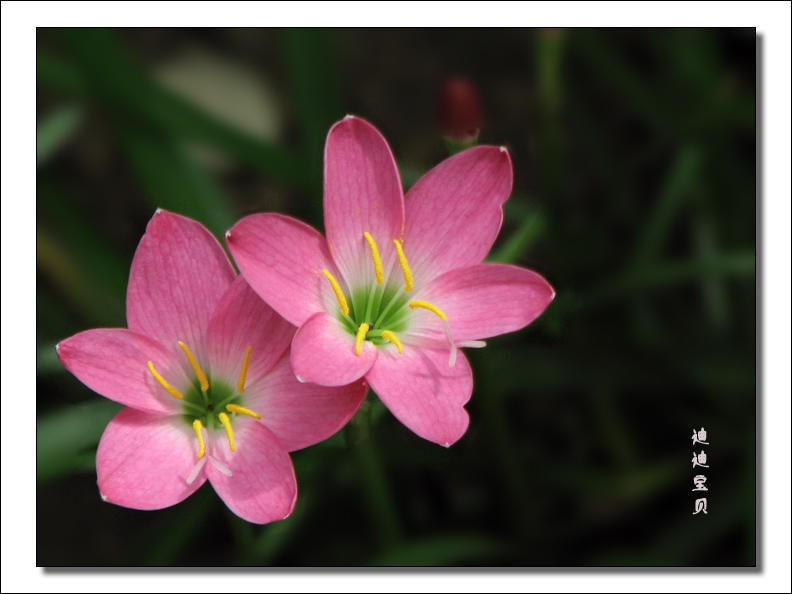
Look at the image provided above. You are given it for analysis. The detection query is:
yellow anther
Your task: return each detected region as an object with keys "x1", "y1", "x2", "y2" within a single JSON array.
[
  {"x1": 147, "y1": 361, "x2": 184, "y2": 400},
  {"x1": 322, "y1": 269, "x2": 349, "y2": 316},
  {"x1": 393, "y1": 239, "x2": 413, "y2": 291},
  {"x1": 364, "y1": 232, "x2": 384, "y2": 284},
  {"x1": 178, "y1": 341, "x2": 209, "y2": 392},
  {"x1": 408, "y1": 300, "x2": 448, "y2": 320},
  {"x1": 381, "y1": 330, "x2": 403, "y2": 354},
  {"x1": 192, "y1": 419, "x2": 205, "y2": 459},
  {"x1": 237, "y1": 345, "x2": 252, "y2": 393},
  {"x1": 218, "y1": 412, "x2": 235, "y2": 452},
  {"x1": 226, "y1": 403, "x2": 261, "y2": 420},
  {"x1": 355, "y1": 322, "x2": 370, "y2": 356}
]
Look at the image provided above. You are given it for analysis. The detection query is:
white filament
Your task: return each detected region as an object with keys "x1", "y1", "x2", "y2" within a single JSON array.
[
  {"x1": 209, "y1": 455, "x2": 233, "y2": 477},
  {"x1": 186, "y1": 456, "x2": 207, "y2": 485}
]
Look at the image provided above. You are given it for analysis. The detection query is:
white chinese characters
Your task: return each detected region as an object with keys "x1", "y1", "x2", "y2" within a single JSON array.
[{"x1": 691, "y1": 428, "x2": 709, "y2": 515}]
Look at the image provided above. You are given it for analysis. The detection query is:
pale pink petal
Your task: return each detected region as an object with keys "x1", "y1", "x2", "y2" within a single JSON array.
[
  {"x1": 244, "y1": 352, "x2": 367, "y2": 452},
  {"x1": 416, "y1": 263, "x2": 555, "y2": 342},
  {"x1": 366, "y1": 346, "x2": 472, "y2": 446},
  {"x1": 96, "y1": 408, "x2": 205, "y2": 510},
  {"x1": 403, "y1": 146, "x2": 513, "y2": 284},
  {"x1": 323, "y1": 116, "x2": 405, "y2": 285},
  {"x1": 290, "y1": 312, "x2": 378, "y2": 387},
  {"x1": 126, "y1": 210, "x2": 236, "y2": 356},
  {"x1": 226, "y1": 213, "x2": 340, "y2": 327},
  {"x1": 205, "y1": 276, "x2": 295, "y2": 385},
  {"x1": 207, "y1": 417, "x2": 297, "y2": 524},
  {"x1": 57, "y1": 328, "x2": 188, "y2": 415}
]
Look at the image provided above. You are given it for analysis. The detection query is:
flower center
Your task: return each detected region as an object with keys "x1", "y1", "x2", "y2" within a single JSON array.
[
  {"x1": 321, "y1": 231, "x2": 460, "y2": 365},
  {"x1": 146, "y1": 341, "x2": 262, "y2": 482}
]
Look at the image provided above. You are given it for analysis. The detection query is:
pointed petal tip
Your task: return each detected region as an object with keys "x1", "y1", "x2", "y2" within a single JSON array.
[
  {"x1": 100, "y1": 492, "x2": 108, "y2": 502},
  {"x1": 154, "y1": 207, "x2": 164, "y2": 214},
  {"x1": 295, "y1": 375, "x2": 305, "y2": 383},
  {"x1": 443, "y1": 442, "x2": 451, "y2": 448}
]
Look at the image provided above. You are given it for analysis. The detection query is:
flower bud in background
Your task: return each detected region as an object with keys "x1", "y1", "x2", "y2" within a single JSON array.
[{"x1": 437, "y1": 75, "x2": 482, "y2": 155}]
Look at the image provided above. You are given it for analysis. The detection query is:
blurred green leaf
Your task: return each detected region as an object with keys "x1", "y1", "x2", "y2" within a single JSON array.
[
  {"x1": 38, "y1": 178, "x2": 129, "y2": 302},
  {"x1": 369, "y1": 535, "x2": 511, "y2": 566},
  {"x1": 122, "y1": 486, "x2": 217, "y2": 565},
  {"x1": 489, "y1": 209, "x2": 547, "y2": 264},
  {"x1": 37, "y1": 50, "x2": 87, "y2": 97},
  {"x1": 37, "y1": 399, "x2": 122, "y2": 482},
  {"x1": 573, "y1": 29, "x2": 672, "y2": 134},
  {"x1": 282, "y1": 28, "x2": 343, "y2": 216},
  {"x1": 587, "y1": 491, "x2": 741, "y2": 565},
  {"x1": 48, "y1": 29, "x2": 311, "y2": 191},
  {"x1": 119, "y1": 123, "x2": 236, "y2": 239},
  {"x1": 37, "y1": 341, "x2": 63, "y2": 376},
  {"x1": 37, "y1": 227, "x2": 125, "y2": 327},
  {"x1": 633, "y1": 146, "x2": 701, "y2": 266},
  {"x1": 37, "y1": 106, "x2": 82, "y2": 166},
  {"x1": 584, "y1": 251, "x2": 755, "y2": 308}
]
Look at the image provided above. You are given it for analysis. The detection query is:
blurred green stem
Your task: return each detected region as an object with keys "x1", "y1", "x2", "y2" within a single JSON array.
[
  {"x1": 475, "y1": 349, "x2": 534, "y2": 542},
  {"x1": 345, "y1": 397, "x2": 401, "y2": 549}
]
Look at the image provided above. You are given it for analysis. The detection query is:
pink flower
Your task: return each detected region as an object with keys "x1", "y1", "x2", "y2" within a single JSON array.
[
  {"x1": 57, "y1": 210, "x2": 366, "y2": 524},
  {"x1": 226, "y1": 116, "x2": 554, "y2": 447}
]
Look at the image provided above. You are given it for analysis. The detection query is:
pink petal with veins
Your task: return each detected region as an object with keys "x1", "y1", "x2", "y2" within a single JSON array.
[
  {"x1": 324, "y1": 116, "x2": 405, "y2": 286},
  {"x1": 290, "y1": 311, "x2": 378, "y2": 387},
  {"x1": 57, "y1": 328, "x2": 187, "y2": 415},
  {"x1": 127, "y1": 210, "x2": 236, "y2": 358},
  {"x1": 245, "y1": 352, "x2": 367, "y2": 452},
  {"x1": 403, "y1": 146, "x2": 512, "y2": 285},
  {"x1": 207, "y1": 417, "x2": 297, "y2": 524},
  {"x1": 227, "y1": 213, "x2": 339, "y2": 326},
  {"x1": 96, "y1": 408, "x2": 204, "y2": 509},
  {"x1": 366, "y1": 346, "x2": 472, "y2": 447}
]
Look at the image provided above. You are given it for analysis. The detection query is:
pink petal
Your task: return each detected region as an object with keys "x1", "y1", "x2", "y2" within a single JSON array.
[
  {"x1": 244, "y1": 352, "x2": 367, "y2": 452},
  {"x1": 126, "y1": 209, "x2": 236, "y2": 356},
  {"x1": 323, "y1": 116, "x2": 405, "y2": 284},
  {"x1": 96, "y1": 408, "x2": 205, "y2": 510},
  {"x1": 57, "y1": 328, "x2": 187, "y2": 415},
  {"x1": 417, "y1": 263, "x2": 555, "y2": 342},
  {"x1": 403, "y1": 146, "x2": 512, "y2": 285},
  {"x1": 290, "y1": 311, "x2": 378, "y2": 387},
  {"x1": 206, "y1": 276, "x2": 295, "y2": 385},
  {"x1": 226, "y1": 213, "x2": 339, "y2": 327},
  {"x1": 366, "y1": 346, "x2": 472, "y2": 447},
  {"x1": 206, "y1": 417, "x2": 297, "y2": 524}
]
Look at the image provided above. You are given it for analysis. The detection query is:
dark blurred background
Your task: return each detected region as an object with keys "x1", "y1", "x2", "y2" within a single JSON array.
[{"x1": 37, "y1": 28, "x2": 756, "y2": 566}]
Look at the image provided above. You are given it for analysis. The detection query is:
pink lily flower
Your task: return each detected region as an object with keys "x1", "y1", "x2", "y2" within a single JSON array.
[
  {"x1": 226, "y1": 116, "x2": 554, "y2": 447},
  {"x1": 57, "y1": 210, "x2": 366, "y2": 524}
]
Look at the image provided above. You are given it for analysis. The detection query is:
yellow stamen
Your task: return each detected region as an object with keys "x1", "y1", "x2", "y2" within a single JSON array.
[
  {"x1": 381, "y1": 330, "x2": 403, "y2": 354},
  {"x1": 226, "y1": 403, "x2": 261, "y2": 420},
  {"x1": 218, "y1": 412, "x2": 235, "y2": 452},
  {"x1": 355, "y1": 322, "x2": 370, "y2": 356},
  {"x1": 393, "y1": 239, "x2": 413, "y2": 291},
  {"x1": 178, "y1": 341, "x2": 209, "y2": 392},
  {"x1": 147, "y1": 361, "x2": 184, "y2": 400},
  {"x1": 322, "y1": 269, "x2": 350, "y2": 316},
  {"x1": 192, "y1": 419, "x2": 205, "y2": 459},
  {"x1": 408, "y1": 300, "x2": 448, "y2": 320},
  {"x1": 237, "y1": 345, "x2": 252, "y2": 393},
  {"x1": 364, "y1": 232, "x2": 384, "y2": 284}
]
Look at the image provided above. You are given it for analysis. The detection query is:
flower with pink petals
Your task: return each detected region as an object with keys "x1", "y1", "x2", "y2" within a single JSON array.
[
  {"x1": 57, "y1": 210, "x2": 367, "y2": 523},
  {"x1": 226, "y1": 116, "x2": 554, "y2": 447}
]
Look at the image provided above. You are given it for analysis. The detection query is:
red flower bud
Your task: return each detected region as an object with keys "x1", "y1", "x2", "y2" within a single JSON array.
[{"x1": 437, "y1": 76, "x2": 482, "y2": 145}]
